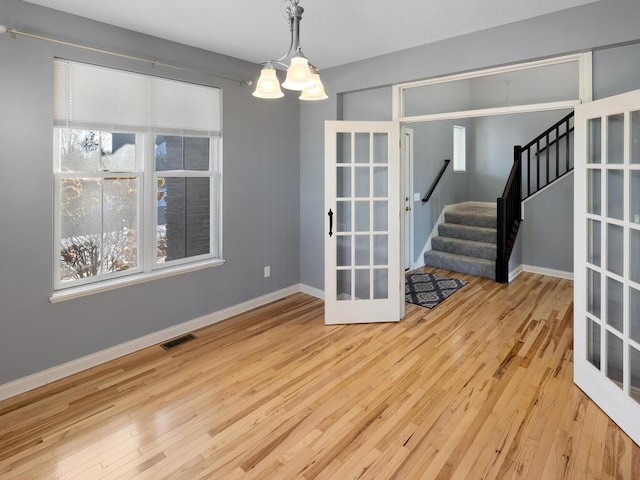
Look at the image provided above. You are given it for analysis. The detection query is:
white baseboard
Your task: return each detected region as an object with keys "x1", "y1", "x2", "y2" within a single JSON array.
[
  {"x1": 522, "y1": 264, "x2": 574, "y2": 280},
  {"x1": 509, "y1": 264, "x2": 573, "y2": 281},
  {"x1": 509, "y1": 264, "x2": 524, "y2": 281},
  {"x1": 299, "y1": 283, "x2": 324, "y2": 300},
  {"x1": 0, "y1": 284, "x2": 301, "y2": 402}
]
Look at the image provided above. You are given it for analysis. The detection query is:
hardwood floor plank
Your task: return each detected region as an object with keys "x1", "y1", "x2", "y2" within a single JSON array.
[{"x1": 0, "y1": 272, "x2": 638, "y2": 479}]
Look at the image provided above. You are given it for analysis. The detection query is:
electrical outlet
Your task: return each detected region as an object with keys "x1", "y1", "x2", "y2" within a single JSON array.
[
  {"x1": 264, "y1": 266, "x2": 270, "y2": 278},
  {"x1": 414, "y1": 192, "x2": 420, "y2": 201}
]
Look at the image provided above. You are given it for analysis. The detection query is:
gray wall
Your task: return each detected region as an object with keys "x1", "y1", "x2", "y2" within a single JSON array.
[
  {"x1": 0, "y1": 0, "x2": 300, "y2": 384},
  {"x1": 469, "y1": 109, "x2": 573, "y2": 201},
  {"x1": 522, "y1": 174, "x2": 574, "y2": 272},
  {"x1": 409, "y1": 120, "x2": 470, "y2": 264},
  {"x1": 341, "y1": 86, "x2": 392, "y2": 121},
  {"x1": 301, "y1": 0, "x2": 640, "y2": 290}
]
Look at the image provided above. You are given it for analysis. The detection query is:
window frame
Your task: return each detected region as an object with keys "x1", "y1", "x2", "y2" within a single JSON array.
[{"x1": 51, "y1": 61, "x2": 224, "y2": 302}]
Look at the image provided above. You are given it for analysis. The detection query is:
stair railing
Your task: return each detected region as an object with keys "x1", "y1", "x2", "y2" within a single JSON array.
[
  {"x1": 496, "y1": 111, "x2": 575, "y2": 283},
  {"x1": 422, "y1": 159, "x2": 451, "y2": 203},
  {"x1": 522, "y1": 111, "x2": 574, "y2": 199},
  {"x1": 496, "y1": 148, "x2": 522, "y2": 283}
]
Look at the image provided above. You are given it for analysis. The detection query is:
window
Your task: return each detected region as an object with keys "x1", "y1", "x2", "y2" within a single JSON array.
[
  {"x1": 53, "y1": 60, "x2": 222, "y2": 292},
  {"x1": 453, "y1": 125, "x2": 466, "y2": 172}
]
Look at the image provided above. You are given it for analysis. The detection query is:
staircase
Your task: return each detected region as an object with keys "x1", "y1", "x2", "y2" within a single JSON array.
[{"x1": 424, "y1": 204, "x2": 497, "y2": 279}]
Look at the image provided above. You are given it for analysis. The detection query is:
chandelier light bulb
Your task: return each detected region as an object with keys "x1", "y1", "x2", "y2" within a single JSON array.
[
  {"x1": 252, "y1": 65, "x2": 284, "y2": 99},
  {"x1": 300, "y1": 73, "x2": 328, "y2": 101},
  {"x1": 282, "y1": 56, "x2": 315, "y2": 91}
]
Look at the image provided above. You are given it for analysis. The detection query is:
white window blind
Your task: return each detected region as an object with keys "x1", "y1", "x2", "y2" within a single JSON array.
[{"x1": 53, "y1": 59, "x2": 221, "y2": 136}]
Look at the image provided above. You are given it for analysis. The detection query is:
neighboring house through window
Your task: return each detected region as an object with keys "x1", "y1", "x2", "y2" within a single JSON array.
[{"x1": 53, "y1": 59, "x2": 222, "y2": 293}]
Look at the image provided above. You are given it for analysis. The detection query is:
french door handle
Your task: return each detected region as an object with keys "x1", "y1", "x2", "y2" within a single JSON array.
[{"x1": 328, "y1": 209, "x2": 333, "y2": 237}]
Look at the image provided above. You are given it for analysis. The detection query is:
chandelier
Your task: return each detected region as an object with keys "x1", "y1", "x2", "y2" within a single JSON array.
[{"x1": 252, "y1": 0, "x2": 328, "y2": 101}]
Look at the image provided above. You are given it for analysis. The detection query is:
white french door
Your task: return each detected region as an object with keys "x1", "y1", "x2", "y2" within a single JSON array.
[
  {"x1": 574, "y1": 89, "x2": 640, "y2": 445},
  {"x1": 324, "y1": 121, "x2": 403, "y2": 325}
]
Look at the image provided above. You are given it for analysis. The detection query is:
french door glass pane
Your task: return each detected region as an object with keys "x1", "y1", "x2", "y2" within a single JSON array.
[
  {"x1": 355, "y1": 167, "x2": 370, "y2": 197},
  {"x1": 588, "y1": 169, "x2": 601, "y2": 215},
  {"x1": 337, "y1": 236, "x2": 351, "y2": 267},
  {"x1": 607, "y1": 114, "x2": 624, "y2": 164},
  {"x1": 373, "y1": 167, "x2": 389, "y2": 197},
  {"x1": 373, "y1": 235, "x2": 389, "y2": 265},
  {"x1": 355, "y1": 235, "x2": 370, "y2": 266},
  {"x1": 337, "y1": 270, "x2": 351, "y2": 300},
  {"x1": 354, "y1": 133, "x2": 370, "y2": 164},
  {"x1": 373, "y1": 202, "x2": 388, "y2": 231},
  {"x1": 587, "y1": 219, "x2": 601, "y2": 266},
  {"x1": 337, "y1": 133, "x2": 351, "y2": 164},
  {"x1": 631, "y1": 287, "x2": 640, "y2": 344},
  {"x1": 355, "y1": 269, "x2": 370, "y2": 300},
  {"x1": 587, "y1": 318, "x2": 601, "y2": 369},
  {"x1": 607, "y1": 223, "x2": 624, "y2": 276},
  {"x1": 337, "y1": 167, "x2": 351, "y2": 198},
  {"x1": 588, "y1": 118, "x2": 602, "y2": 164},
  {"x1": 336, "y1": 201, "x2": 352, "y2": 233},
  {"x1": 607, "y1": 170, "x2": 624, "y2": 221},
  {"x1": 631, "y1": 229, "x2": 640, "y2": 283},
  {"x1": 632, "y1": 111, "x2": 640, "y2": 164},
  {"x1": 606, "y1": 332, "x2": 624, "y2": 389},
  {"x1": 373, "y1": 133, "x2": 388, "y2": 163},
  {"x1": 354, "y1": 202, "x2": 370, "y2": 231},
  {"x1": 631, "y1": 171, "x2": 640, "y2": 224},
  {"x1": 631, "y1": 346, "x2": 640, "y2": 403},
  {"x1": 607, "y1": 277, "x2": 624, "y2": 334},
  {"x1": 587, "y1": 268, "x2": 601, "y2": 318},
  {"x1": 374, "y1": 269, "x2": 389, "y2": 299}
]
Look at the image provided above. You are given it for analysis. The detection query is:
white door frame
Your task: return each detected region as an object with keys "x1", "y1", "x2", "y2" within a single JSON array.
[{"x1": 403, "y1": 127, "x2": 414, "y2": 270}]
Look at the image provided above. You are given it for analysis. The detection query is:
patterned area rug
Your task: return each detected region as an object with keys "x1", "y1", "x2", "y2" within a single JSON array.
[{"x1": 405, "y1": 272, "x2": 468, "y2": 309}]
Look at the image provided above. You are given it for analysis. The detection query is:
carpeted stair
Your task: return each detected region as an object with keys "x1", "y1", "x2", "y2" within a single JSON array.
[{"x1": 424, "y1": 204, "x2": 497, "y2": 280}]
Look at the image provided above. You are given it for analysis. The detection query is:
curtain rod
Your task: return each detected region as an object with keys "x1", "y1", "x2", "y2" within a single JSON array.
[{"x1": 0, "y1": 25, "x2": 253, "y2": 86}]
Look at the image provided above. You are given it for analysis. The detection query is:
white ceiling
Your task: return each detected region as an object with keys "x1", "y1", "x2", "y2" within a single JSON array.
[{"x1": 24, "y1": 0, "x2": 598, "y2": 69}]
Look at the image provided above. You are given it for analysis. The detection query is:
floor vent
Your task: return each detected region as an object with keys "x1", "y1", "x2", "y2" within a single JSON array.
[{"x1": 160, "y1": 333, "x2": 196, "y2": 350}]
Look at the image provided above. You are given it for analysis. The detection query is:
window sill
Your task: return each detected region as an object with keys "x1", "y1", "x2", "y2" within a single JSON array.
[{"x1": 50, "y1": 258, "x2": 226, "y2": 303}]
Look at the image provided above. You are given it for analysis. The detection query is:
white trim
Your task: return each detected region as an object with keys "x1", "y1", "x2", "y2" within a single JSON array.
[
  {"x1": 299, "y1": 283, "x2": 325, "y2": 300},
  {"x1": 392, "y1": 83, "x2": 402, "y2": 121},
  {"x1": 394, "y1": 52, "x2": 591, "y2": 125},
  {"x1": 403, "y1": 128, "x2": 415, "y2": 270},
  {"x1": 396, "y1": 53, "x2": 586, "y2": 90},
  {"x1": 509, "y1": 264, "x2": 524, "y2": 281},
  {"x1": 1, "y1": 284, "x2": 301, "y2": 401},
  {"x1": 417, "y1": 204, "x2": 449, "y2": 267},
  {"x1": 522, "y1": 264, "x2": 574, "y2": 280},
  {"x1": 399, "y1": 100, "x2": 579, "y2": 124},
  {"x1": 580, "y1": 51, "x2": 593, "y2": 103},
  {"x1": 50, "y1": 258, "x2": 226, "y2": 303}
]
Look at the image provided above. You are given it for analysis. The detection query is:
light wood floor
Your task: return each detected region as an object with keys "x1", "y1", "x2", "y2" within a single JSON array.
[{"x1": 1, "y1": 269, "x2": 639, "y2": 479}]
